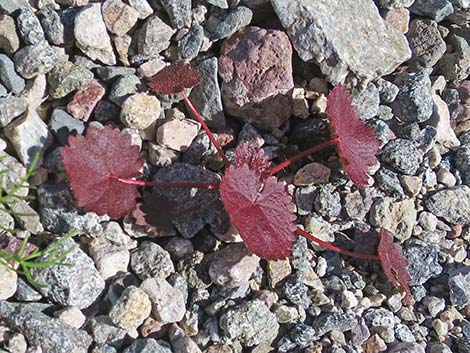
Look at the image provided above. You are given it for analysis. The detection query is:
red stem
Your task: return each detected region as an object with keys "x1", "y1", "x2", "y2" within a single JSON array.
[
  {"x1": 269, "y1": 138, "x2": 339, "y2": 176},
  {"x1": 296, "y1": 227, "x2": 380, "y2": 261},
  {"x1": 112, "y1": 176, "x2": 220, "y2": 190},
  {"x1": 181, "y1": 90, "x2": 230, "y2": 167}
]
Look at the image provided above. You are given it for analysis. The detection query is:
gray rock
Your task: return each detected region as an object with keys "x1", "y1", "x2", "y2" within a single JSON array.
[
  {"x1": 404, "y1": 243, "x2": 442, "y2": 285},
  {"x1": 128, "y1": 0, "x2": 153, "y2": 19},
  {"x1": 409, "y1": 0, "x2": 454, "y2": 22},
  {"x1": 30, "y1": 236, "x2": 105, "y2": 309},
  {"x1": 0, "y1": 96, "x2": 27, "y2": 127},
  {"x1": 89, "y1": 238, "x2": 130, "y2": 280},
  {"x1": 378, "y1": 0, "x2": 415, "y2": 8},
  {"x1": 0, "y1": 54, "x2": 25, "y2": 94},
  {"x1": 407, "y1": 19, "x2": 446, "y2": 68},
  {"x1": 0, "y1": 0, "x2": 29, "y2": 13},
  {"x1": 437, "y1": 34, "x2": 470, "y2": 81},
  {"x1": 137, "y1": 14, "x2": 176, "y2": 56},
  {"x1": 314, "y1": 186, "x2": 341, "y2": 217},
  {"x1": 455, "y1": 144, "x2": 470, "y2": 185},
  {"x1": 382, "y1": 139, "x2": 422, "y2": 175},
  {"x1": 37, "y1": 8, "x2": 65, "y2": 46},
  {"x1": 388, "y1": 343, "x2": 425, "y2": 353},
  {"x1": 14, "y1": 41, "x2": 65, "y2": 79},
  {"x1": 15, "y1": 277, "x2": 43, "y2": 302},
  {"x1": 74, "y1": 4, "x2": 116, "y2": 65},
  {"x1": 425, "y1": 186, "x2": 470, "y2": 224},
  {"x1": 271, "y1": 0, "x2": 411, "y2": 85},
  {"x1": 0, "y1": 84, "x2": 7, "y2": 97},
  {"x1": 210, "y1": 6, "x2": 253, "y2": 40},
  {"x1": 49, "y1": 108, "x2": 85, "y2": 145},
  {"x1": 206, "y1": 0, "x2": 229, "y2": 8},
  {"x1": 102, "y1": 0, "x2": 139, "y2": 36},
  {"x1": 189, "y1": 57, "x2": 226, "y2": 129},
  {"x1": 311, "y1": 313, "x2": 357, "y2": 337},
  {"x1": 16, "y1": 9, "x2": 45, "y2": 46},
  {"x1": 160, "y1": 0, "x2": 192, "y2": 28},
  {"x1": 220, "y1": 300, "x2": 279, "y2": 346},
  {"x1": 95, "y1": 66, "x2": 136, "y2": 82},
  {"x1": 92, "y1": 345, "x2": 118, "y2": 353},
  {"x1": 47, "y1": 60, "x2": 94, "y2": 99},
  {"x1": 122, "y1": 339, "x2": 172, "y2": 353},
  {"x1": 109, "y1": 74, "x2": 143, "y2": 107},
  {"x1": 130, "y1": 241, "x2": 175, "y2": 280},
  {"x1": 283, "y1": 273, "x2": 311, "y2": 308},
  {"x1": 352, "y1": 82, "x2": 380, "y2": 120},
  {"x1": 88, "y1": 316, "x2": 127, "y2": 348},
  {"x1": 177, "y1": 22, "x2": 204, "y2": 60},
  {"x1": 376, "y1": 78, "x2": 399, "y2": 104},
  {"x1": 109, "y1": 286, "x2": 151, "y2": 331},
  {"x1": 0, "y1": 15, "x2": 20, "y2": 54},
  {"x1": 449, "y1": 266, "x2": 470, "y2": 305},
  {"x1": 9, "y1": 199, "x2": 43, "y2": 234},
  {"x1": 375, "y1": 167, "x2": 405, "y2": 195},
  {"x1": 168, "y1": 323, "x2": 202, "y2": 353},
  {"x1": 393, "y1": 72, "x2": 433, "y2": 123},
  {"x1": 4, "y1": 108, "x2": 53, "y2": 167}
]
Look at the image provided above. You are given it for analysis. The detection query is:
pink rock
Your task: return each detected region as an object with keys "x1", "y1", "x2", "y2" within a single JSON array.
[
  {"x1": 219, "y1": 26, "x2": 294, "y2": 131},
  {"x1": 67, "y1": 80, "x2": 105, "y2": 121}
]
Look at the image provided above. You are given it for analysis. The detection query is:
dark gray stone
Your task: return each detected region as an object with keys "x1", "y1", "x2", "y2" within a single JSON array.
[
  {"x1": 108, "y1": 74, "x2": 143, "y2": 107},
  {"x1": 0, "y1": 96, "x2": 27, "y2": 127},
  {"x1": 14, "y1": 41, "x2": 65, "y2": 79},
  {"x1": 393, "y1": 71, "x2": 433, "y2": 123},
  {"x1": 442, "y1": 88, "x2": 462, "y2": 121},
  {"x1": 14, "y1": 277, "x2": 43, "y2": 302},
  {"x1": 288, "y1": 323, "x2": 316, "y2": 347},
  {"x1": 16, "y1": 9, "x2": 45, "y2": 45},
  {"x1": 49, "y1": 108, "x2": 85, "y2": 145},
  {"x1": 456, "y1": 144, "x2": 470, "y2": 185},
  {"x1": 295, "y1": 185, "x2": 315, "y2": 216},
  {"x1": 438, "y1": 34, "x2": 470, "y2": 82},
  {"x1": 88, "y1": 316, "x2": 127, "y2": 349},
  {"x1": 122, "y1": 338, "x2": 172, "y2": 353},
  {"x1": 130, "y1": 241, "x2": 174, "y2": 280},
  {"x1": 160, "y1": 0, "x2": 192, "y2": 28},
  {"x1": 314, "y1": 186, "x2": 341, "y2": 217},
  {"x1": 404, "y1": 243, "x2": 442, "y2": 285},
  {"x1": 376, "y1": 78, "x2": 399, "y2": 104},
  {"x1": 37, "y1": 8, "x2": 65, "y2": 46},
  {"x1": 352, "y1": 83, "x2": 380, "y2": 120},
  {"x1": 375, "y1": 167, "x2": 405, "y2": 195},
  {"x1": 283, "y1": 273, "x2": 311, "y2": 308},
  {"x1": 0, "y1": 302, "x2": 92, "y2": 353},
  {"x1": 409, "y1": 0, "x2": 454, "y2": 22},
  {"x1": 177, "y1": 22, "x2": 204, "y2": 60},
  {"x1": 96, "y1": 66, "x2": 136, "y2": 82},
  {"x1": 311, "y1": 313, "x2": 357, "y2": 337},
  {"x1": 210, "y1": 6, "x2": 253, "y2": 40},
  {"x1": 0, "y1": 54, "x2": 25, "y2": 94},
  {"x1": 382, "y1": 139, "x2": 423, "y2": 175},
  {"x1": 407, "y1": 19, "x2": 446, "y2": 67},
  {"x1": 425, "y1": 186, "x2": 470, "y2": 225}
]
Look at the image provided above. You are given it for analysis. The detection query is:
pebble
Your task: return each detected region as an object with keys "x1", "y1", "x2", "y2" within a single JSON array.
[
  {"x1": 0, "y1": 96, "x2": 27, "y2": 127},
  {"x1": 314, "y1": 186, "x2": 341, "y2": 217},
  {"x1": 120, "y1": 93, "x2": 160, "y2": 130},
  {"x1": 88, "y1": 315, "x2": 127, "y2": 348},
  {"x1": 114, "y1": 34, "x2": 132, "y2": 66},
  {"x1": 74, "y1": 4, "x2": 116, "y2": 65},
  {"x1": 140, "y1": 278, "x2": 185, "y2": 324},
  {"x1": 438, "y1": 34, "x2": 470, "y2": 82},
  {"x1": 267, "y1": 259, "x2": 292, "y2": 288},
  {"x1": 168, "y1": 323, "x2": 202, "y2": 353},
  {"x1": 0, "y1": 302, "x2": 92, "y2": 353},
  {"x1": 0, "y1": 15, "x2": 20, "y2": 54},
  {"x1": 409, "y1": 0, "x2": 454, "y2": 22},
  {"x1": 382, "y1": 138, "x2": 423, "y2": 175},
  {"x1": 160, "y1": 0, "x2": 192, "y2": 29},
  {"x1": 89, "y1": 238, "x2": 130, "y2": 280},
  {"x1": 208, "y1": 243, "x2": 260, "y2": 288},
  {"x1": 109, "y1": 286, "x2": 152, "y2": 331},
  {"x1": 137, "y1": 57, "x2": 166, "y2": 78},
  {"x1": 448, "y1": 266, "x2": 470, "y2": 305},
  {"x1": 272, "y1": 0, "x2": 410, "y2": 85},
  {"x1": 375, "y1": 167, "x2": 405, "y2": 195},
  {"x1": 219, "y1": 26, "x2": 294, "y2": 131},
  {"x1": 219, "y1": 300, "x2": 279, "y2": 347},
  {"x1": 384, "y1": 7, "x2": 410, "y2": 34},
  {"x1": 49, "y1": 108, "x2": 85, "y2": 145},
  {"x1": 102, "y1": 0, "x2": 139, "y2": 36},
  {"x1": 137, "y1": 14, "x2": 176, "y2": 56},
  {"x1": 210, "y1": 6, "x2": 253, "y2": 40},
  {"x1": 407, "y1": 19, "x2": 446, "y2": 68},
  {"x1": 67, "y1": 79, "x2": 106, "y2": 121},
  {"x1": 404, "y1": 243, "x2": 442, "y2": 285},
  {"x1": 423, "y1": 296, "x2": 446, "y2": 317},
  {"x1": 425, "y1": 186, "x2": 470, "y2": 225},
  {"x1": 128, "y1": 0, "x2": 153, "y2": 19},
  {"x1": 47, "y1": 60, "x2": 93, "y2": 99},
  {"x1": 456, "y1": 144, "x2": 470, "y2": 185},
  {"x1": 122, "y1": 338, "x2": 172, "y2": 353},
  {"x1": 177, "y1": 22, "x2": 204, "y2": 60},
  {"x1": 54, "y1": 306, "x2": 86, "y2": 329},
  {"x1": 37, "y1": 8, "x2": 65, "y2": 46},
  {"x1": 14, "y1": 41, "x2": 65, "y2": 79},
  {"x1": 14, "y1": 277, "x2": 42, "y2": 302},
  {"x1": 0, "y1": 54, "x2": 25, "y2": 94},
  {"x1": 353, "y1": 82, "x2": 380, "y2": 120},
  {"x1": 430, "y1": 94, "x2": 461, "y2": 149},
  {"x1": 294, "y1": 162, "x2": 331, "y2": 186},
  {"x1": 0, "y1": 266, "x2": 17, "y2": 300},
  {"x1": 109, "y1": 74, "x2": 142, "y2": 107},
  {"x1": 388, "y1": 342, "x2": 425, "y2": 353},
  {"x1": 189, "y1": 57, "x2": 226, "y2": 129},
  {"x1": 377, "y1": 78, "x2": 399, "y2": 104},
  {"x1": 156, "y1": 118, "x2": 200, "y2": 152},
  {"x1": 16, "y1": 9, "x2": 45, "y2": 46},
  {"x1": 130, "y1": 241, "x2": 175, "y2": 280},
  {"x1": 30, "y1": 236, "x2": 105, "y2": 309}
]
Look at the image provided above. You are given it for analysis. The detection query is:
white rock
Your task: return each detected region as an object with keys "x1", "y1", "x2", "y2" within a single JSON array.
[
  {"x1": 54, "y1": 307, "x2": 86, "y2": 328},
  {"x1": 156, "y1": 118, "x2": 200, "y2": 152},
  {"x1": 102, "y1": 0, "x2": 139, "y2": 36},
  {"x1": 89, "y1": 238, "x2": 130, "y2": 280},
  {"x1": 128, "y1": 0, "x2": 153, "y2": 19},
  {"x1": 120, "y1": 93, "x2": 161, "y2": 130},
  {"x1": 430, "y1": 94, "x2": 460, "y2": 149},
  {"x1": 0, "y1": 265, "x2": 17, "y2": 300},
  {"x1": 74, "y1": 4, "x2": 116, "y2": 65}
]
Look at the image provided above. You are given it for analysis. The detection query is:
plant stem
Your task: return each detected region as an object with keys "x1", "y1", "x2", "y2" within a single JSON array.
[
  {"x1": 181, "y1": 90, "x2": 230, "y2": 167},
  {"x1": 112, "y1": 176, "x2": 220, "y2": 190},
  {"x1": 296, "y1": 227, "x2": 380, "y2": 261},
  {"x1": 269, "y1": 139, "x2": 339, "y2": 176}
]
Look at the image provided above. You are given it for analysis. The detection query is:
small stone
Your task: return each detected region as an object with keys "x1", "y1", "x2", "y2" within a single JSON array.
[
  {"x1": 109, "y1": 286, "x2": 152, "y2": 331},
  {"x1": 88, "y1": 316, "x2": 126, "y2": 348},
  {"x1": 122, "y1": 338, "x2": 172, "y2": 353},
  {"x1": 89, "y1": 238, "x2": 130, "y2": 280},
  {"x1": 430, "y1": 94, "x2": 460, "y2": 149},
  {"x1": 54, "y1": 307, "x2": 86, "y2": 329},
  {"x1": 219, "y1": 26, "x2": 294, "y2": 131},
  {"x1": 210, "y1": 6, "x2": 253, "y2": 40},
  {"x1": 437, "y1": 34, "x2": 470, "y2": 82},
  {"x1": 128, "y1": 0, "x2": 153, "y2": 19},
  {"x1": 448, "y1": 266, "x2": 470, "y2": 305},
  {"x1": 0, "y1": 54, "x2": 25, "y2": 94},
  {"x1": 311, "y1": 313, "x2": 357, "y2": 337},
  {"x1": 30, "y1": 236, "x2": 105, "y2": 309},
  {"x1": 423, "y1": 296, "x2": 445, "y2": 317},
  {"x1": 74, "y1": 4, "x2": 116, "y2": 65},
  {"x1": 352, "y1": 82, "x2": 380, "y2": 120},
  {"x1": 0, "y1": 266, "x2": 17, "y2": 300},
  {"x1": 409, "y1": 0, "x2": 454, "y2": 22},
  {"x1": 56, "y1": 0, "x2": 89, "y2": 5},
  {"x1": 400, "y1": 175, "x2": 422, "y2": 196},
  {"x1": 137, "y1": 57, "x2": 166, "y2": 78},
  {"x1": 49, "y1": 108, "x2": 85, "y2": 145},
  {"x1": 0, "y1": 96, "x2": 27, "y2": 127},
  {"x1": 382, "y1": 139, "x2": 423, "y2": 175},
  {"x1": 220, "y1": 300, "x2": 279, "y2": 347},
  {"x1": 267, "y1": 259, "x2": 291, "y2": 288},
  {"x1": 96, "y1": 66, "x2": 136, "y2": 81},
  {"x1": 407, "y1": 19, "x2": 446, "y2": 68},
  {"x1": 160, "y1": 0, "x2": 192, "y2": 29},
  {"x1": 369, "y1": 197, "x2": 417, "y2": 241},
  {"x1": 9, "y1": 199, "x2": 43, "y2": 234},
  {"x1": 157, "y1": 119, "x2": 200, "y2": 152},
  {"x1": 313, "y1": 186, "x2": 341, "y2": 217},
  {"x1": 208, "y1": 243, "x2": 260, "y2": 288},
  {"x1": 141, "y1": 278, "x2": 185, "y2": 324},
  {"x1": 425, "y1": 186, "x2": 470, "y2": 225},
  {"x1": 20, "y1": 74, "x2": 47, "y2": 110},
  {"x1": 418, "y1": 211, "x2": 438, "y2": 231},
  {"x1": 14, "y1": 42, "x2": 65, "y2": 79},
  {"x1": 169, "y1": 324, "x2": 201, "y2": 353},
  {"x1": 109, "y1": 74, "x2": 142, "y2": 107},
  {"x1": 15, "y1": 277, "x2": 42, "y2": 302},
  {"x1": 294, "y1": 162, "x2": 331, "y2": 186},
  {"x1": 4, "y1": 109, "x2": 52, "y2": 167},
  {"x1": 384, "y1": 8, "x2": 410, "y2": 34},
  {"x1": 137, "y1": 14, "x2": 176, "y2": 56},
  {"x1": 114, "y1": 34, "x2": 132, "y2": 66},
  {"x1": 343, "y1": 189, "x2": 373, "y2": 220},
  {"x1": 16, "y1": 9, "x2": 45, "y2": 46},
  {"x1": 404, "y1": 243, "x2": 442, "y2": 285},
  {"x1": 0, "y1": 15, "x2": 20, "y2": 54},
  {"x1": 131, "y1": 241, "x2": 174, "y2": 280},
  {"x1": 67, "y1": 80, "x2": 105, "y2": 121},
  {"x1": 377, "y1": 78, "x2": 399, "y2": 104},
  {"x1": 47, "y1": 60, "x2": 93, "y2": 99},
  {"x1": 37, "y1": 8, "x2": 65, "y2": 46},
  {"x1": 120, "y1": 93, "x2": 161, "y2": 130},
  {"x1": 102, "y1": 0, "x2": 139, "y2": 36},
  {"x1": 177, "y1": 22, "x2": 204, "y2": 60},
  {"x1": 375, "y1": 167, "x2": 405, "y2": 195}
]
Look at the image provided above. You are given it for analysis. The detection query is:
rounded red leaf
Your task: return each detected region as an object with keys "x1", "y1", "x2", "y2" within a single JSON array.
[{"x1": 147, "y1": 61, "x2": 200, "y2": 95}]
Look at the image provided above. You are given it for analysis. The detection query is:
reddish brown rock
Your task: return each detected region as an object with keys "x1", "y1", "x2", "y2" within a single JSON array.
[
  {"x1": 67, "y1": 80, "x2": 105, "y2": 121},
  {"x1": 218, "y1": 26, "x2": 294, "y2": 132}
]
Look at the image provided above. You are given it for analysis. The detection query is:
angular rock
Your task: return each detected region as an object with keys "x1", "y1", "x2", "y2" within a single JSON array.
[
  {"x1": 271, "y1": 0, "x2": 411, "y2": 85},
  {"x1": 4, "y1": 109, "x2": 52, "y2": 167},
  {"x1": 177, "y1": 22, "x2": 204, "y2": 60},
  {"x1": 8, "y1": 199, "x2": 43, "y2": 234},
  {"x1": 88, "y1": 315, "x2": 126, "y2": 348},
  {"x1": 30, "y1": 236, "x2": 105, "y2": 309},
  {"x1": 108, "y1": 74, "x2": 142, "y2": 107},
  {"x1": 137, "y1": 14, "x2": 176, "y2": 56},
  {"x1": 438, "y1": 34, "x2": 470, "y2": 82},
  {"x1": 96, "y1": 66, "x2": 136, "y2": 81},
  {"x1": 37, "y1": 8, "x2": 65, "y2": 46},
  {"x1": 140, "y1": 278, "x2": 185, "y2": 324},
  {"x1": 102, "y1": 0, "x2": 139, "y2": 36},
  {"x1": 404, "y1": 243, "x2": 442, "y2": 285},
  {"x1": 383, "y1": 7, "x2": 410, "y2": 34},
  {"x1": 407, "y1": 19, "x2": 446, "y2": 68},
  {"x1": 219, "y1": 26, "x2": 294, "y2": 131},
  {"x1": 0, "y1": 266, "x2": 17, "y2": 300},
  {"x1": 0, "y1": 302, "x2": 92, "y2": 353},
  {"x1": 449, "y1": 266, "x2": 470, "y2": 305},
  {"x1": 312, "y1": 313, "x2": 357, "y2": 337},
  {"x1": 128, "y1": 0, "x2": 153, "y2": 19},
  {"x1": 189, "y1": 57, "x2": 226, "y2": 129},
  {"x1": 381, "y1": 138, "x2": 423, "y2": 175},
  {"x1": 47, "y1": 60, "x2": 94, "y2": 99},
  {"x1": 89, "y1": 238, "x2": 130, "y2": 280},
  {"x1": 456, "y1": 144, "x2": 470, "y2": 185},
  {"x1": 208, "y1": 243, "x2": 260, "y2": 288},
  {"x1": 49, "y1": 108, "x2": 85, "y2": 145},
  {"x1": 120, "y1": 93, "x2": 161, "y2": 129},
  {"x1": 156, "y1": 118, "x2": 200, "y2": 152},
  {"x1": 0, "y1": 96, "x2": 27, "y2": 127},
  {"x1": 430, "y1": 94, "x2": 460, "y2": 149},
  {"x1": 67, "y1": 80, "x2": 105, "y2": 121},
  {"x1": 16, "y1": 9, "x2": 45, "y2": 46},
  {"x1": 20, "y1": 74, "x2": 47, "y2": 110},
  {"x1": 168, "y1": 324, "x2": 202, "y2": 353},
  {"x1": 378, "y1": 0, "x2": 415, "y2": 8},
  {"x1": 210, "y1": 6, "x2": 253, "y2": 40},
  {"x1": 74, "y1": 4, "x2": 116, "y2": 65},
  {"x1": 0, "y1": 54, "x2": 25, "y2": 94},
  {"x1": 0, "y1": 0, "x2": 29, "y2": 14},
  {"x1": 14, "y1": 42, "x2": 65, "y2": 79},
  {"x1": 0, "y1": 15, "x2": 19, "y2": 54},
  {"x1": 109, "y1": 286, "x2": 152, "y2": 331},
  {"x1": 122, "y1": 339, "x2": 172, "y2": 353},
  {"x1": 409, "y1": 0, "x2": 454, "y2": 22},
  {"x1": 160, "y1": 0, "x2": 192, "y2": 28},
  {"x1": 425, "y1": 186, "x2": 470, "y2": 225},
  {"x1": 130, "y1": 241, "x2": 175, "y2": 280}
]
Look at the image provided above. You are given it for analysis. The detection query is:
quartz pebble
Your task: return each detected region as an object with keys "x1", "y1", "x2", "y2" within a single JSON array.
[
  {"x1": 141, "y1": 278, "x2": 185, "y2": 324},
  {"x1": 157, "y1": 119, "x2": 200, "y2": 152},
  {"x1": 120, "y1": 93, "x2": 161, "y2": 130},
  {"x1": 109, "y1": 286, "x2": 152, "y2": 331},
  {"x1": 0, "y1": 266, "x2": 17, "y2": 300}
]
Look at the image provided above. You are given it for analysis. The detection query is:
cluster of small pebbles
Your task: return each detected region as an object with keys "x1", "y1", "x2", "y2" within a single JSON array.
[{"x1": 0, "y1": 0, "x2": 469, "y2": 352}]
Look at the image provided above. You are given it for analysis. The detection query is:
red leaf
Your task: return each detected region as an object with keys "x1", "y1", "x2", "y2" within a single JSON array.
[
  {"x1": 327, "y1": 85, "x2": 381, "y2": 188},
  {"x1": 61, "y1": 125, "x2": 143, "y2": 219},
  {"x1": 377, "y1": 228, "x2": 413, "y2": 306},
  {"x1": 147, "y1": 61, "x2": 200, "y2": 95},
  {"x1": 220, "y1": 144, "x2": 297, "y2": 260},
  {"x1": 233, "y1": 143, "x2": 271, "y2": 180}
]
